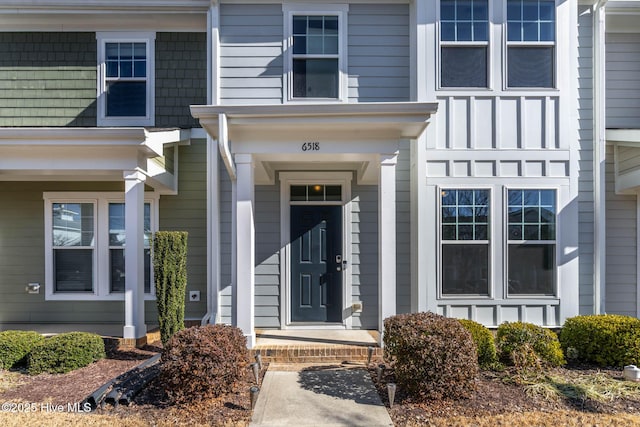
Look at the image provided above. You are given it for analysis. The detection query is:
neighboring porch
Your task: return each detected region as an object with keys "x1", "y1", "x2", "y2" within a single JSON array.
[
  {"x1": 0, "y1": 127, "x2": 198, "y2": 344},
  {"x1": 191, "y1": 102, "x2": 438, "y2": 347}
]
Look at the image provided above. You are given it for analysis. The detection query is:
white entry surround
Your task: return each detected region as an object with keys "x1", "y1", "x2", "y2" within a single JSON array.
[{"x1": 191, "y1": 102, "x2": 437, "y2": 347}]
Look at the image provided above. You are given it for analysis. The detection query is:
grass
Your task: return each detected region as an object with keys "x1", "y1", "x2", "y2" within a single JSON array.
[
  {"x1": 514, "y1": 369, "x2": 640, "y2": 403},
  {"x1": 408, "y1": 410, "x2": 640, "y2": 427},
  {"x1": 0, "y1": 370, "x2": 24, "y2": 393}
]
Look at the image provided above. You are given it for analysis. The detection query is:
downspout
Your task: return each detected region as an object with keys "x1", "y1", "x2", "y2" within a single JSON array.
[
  {"x1": 202, "y1": 1, "x2": 222, "y2": 325},
  {"x1": 593, "y1": 0, "x2": 608, "y2": 314}
]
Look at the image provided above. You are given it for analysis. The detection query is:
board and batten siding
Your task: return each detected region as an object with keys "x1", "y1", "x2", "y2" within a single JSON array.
[
  {"x1": 219, "y1": 4, "x2": 283, "y2": 105},
  {"x1": 159, "y1": 138, "x2": 208, "y2": 321},
  {"x1": 577, "y1": 6, "x2": 595, "y2": 314},
  {"x1": 255, "y1": 184, "x2": 281, "y2": 328},
  {"x1": 351, "y1": 183, "x2": 378, "y2": 329},
  {"x1": 0, "y1": 182, "x2": 158, "y2": 325},
  {"x1": 347, "y1": 4, "x2": 410, "y2": 102},
  {"x1": 606, "y1": 32, "x2": 640, "y2": 129},
  {"x1": 0, "y1": 32, "x2": 96, "y2": 127},
  {"x1": 604, "y1": 145, "x2": 638, "y2": 317}
]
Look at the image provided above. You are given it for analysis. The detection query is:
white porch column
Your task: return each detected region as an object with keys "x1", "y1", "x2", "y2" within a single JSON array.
[
  {"x1": 123, "y1": 170, "x2": 147, "y2": 340},
  {"x1": 235, "y1": 154, "x2": 255, "y2": 348},
  {"x1": 379, "y1": 154, "x2": 397, "y2": 346}
]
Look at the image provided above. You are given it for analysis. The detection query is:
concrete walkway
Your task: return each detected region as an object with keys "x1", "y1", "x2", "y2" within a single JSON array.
[{"x1": 250, "y1": 364, "x2": 393, "y2": 427}]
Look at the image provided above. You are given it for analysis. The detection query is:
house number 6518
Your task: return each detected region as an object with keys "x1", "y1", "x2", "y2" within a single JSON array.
[{"x1": 301, "y1": 142, "x2": 320, "y2": 151}]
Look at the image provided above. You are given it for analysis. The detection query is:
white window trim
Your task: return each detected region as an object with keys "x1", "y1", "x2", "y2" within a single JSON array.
[
  {"x1": 437, "y1": 186, "x2": 494, "y2": 299},
  {"x1": 279, "y1": 171, "x2": 352, "y2": 329},
  {"x1": 436, "y1": 0, "x2": 492, "y2": 90},
  {"x1": 503, "y1": 186, "x2": 558, "y2": 298},
  {"x1": 96, "y1": 31, "x2": 156, "y2": 127},
  {"x1": 44, "y1": 192, "x2": 159, "y2": 301},
  {"x1": 503, "y1": 0, "x2": 557, "y2": 90},
  {"x1": 282, "y1": 3, "x2": 349, "y2": 103}
]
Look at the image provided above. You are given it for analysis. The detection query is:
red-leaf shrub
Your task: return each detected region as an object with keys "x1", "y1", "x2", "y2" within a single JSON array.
[
  {"x1": 384, "y1": 312, "x2": 478, "y2": 401},
  {"x1": 160, "y1": 324, "x2": 250, "y2": 404}
]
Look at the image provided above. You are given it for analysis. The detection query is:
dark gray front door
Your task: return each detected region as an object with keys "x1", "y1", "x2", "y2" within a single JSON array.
[{"x1": 290, "y1": 205, "x2": 342, "y2": 322}]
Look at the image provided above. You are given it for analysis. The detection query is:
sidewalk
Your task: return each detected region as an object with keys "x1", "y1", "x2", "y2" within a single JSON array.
[{"x1": 250, "y1": 363, "x2": 393, "y2": 427}]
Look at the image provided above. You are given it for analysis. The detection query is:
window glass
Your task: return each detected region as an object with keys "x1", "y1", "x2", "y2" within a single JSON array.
[
  {"x1": 441, "y1": 189, "x2": 490, "y2": 295},
  {"x1": 292, "y1": 15, "x2": 340, "y2": 99},
  {"x1": 440, "y1": 0, "x2": 488, "y2": 88},
  {"x1": 109, "y1": 203, "x2": 152, "y2": 293},
  {"x1": 506, "y1": 0, "x2": 555, "y2": 88},
  {"x1": 290, "y1": 185, "x2": 342, "y2": 202},
  {"x1": 103, "y1": 41, "x2": 148, "y2": 117},
  {"x1": 507, "y1": 189, "x2": 556, "y2": 295},
  {"x1": 52, "y1": 203, "x2": 94, "y2": 293}
]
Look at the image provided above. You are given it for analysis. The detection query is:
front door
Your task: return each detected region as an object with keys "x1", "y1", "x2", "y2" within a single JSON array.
[{"x1": 290, "y1": 205, "x2": 342, "y2": 322}]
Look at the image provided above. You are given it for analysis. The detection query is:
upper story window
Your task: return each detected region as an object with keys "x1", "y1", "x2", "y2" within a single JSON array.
[
  {"x1": 506, "y1": 0, "x2": 555, "y2": 88},
  {"x1": 440, "y1": 189, "x2": 490, "y2": 295},
  {"x1": 97, "y1": 32, "x2": 155, "y2": 126},
  {"x1": 283, "y1": 4, "x2": 348, "y2": 102},
  {"x1": 440, "y1": 0, "x2": 489, "y2": 88}
]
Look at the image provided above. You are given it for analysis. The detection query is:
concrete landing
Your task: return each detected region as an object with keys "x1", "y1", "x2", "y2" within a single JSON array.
[{"x1": 250, "y1": 364, "x2": 393, "y2": 427}]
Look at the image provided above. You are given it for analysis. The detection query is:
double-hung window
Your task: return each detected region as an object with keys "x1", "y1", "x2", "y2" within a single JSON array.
[
  {"x1": 506, "y1": 0, "x2": 555, "y2": 88},
  {"x1": 284, "y1": 5, "x2": 348, "y2": 101},
  {"x1": 440, "y1": 0, "x2": 489, "y2": 88},
  {"x1": 507, "y1": 189, "x2": 556, "y2": 295},
  {"x1": 44, "y1": 193, "x2": 157, "y2": 300},
  {"x1": 441, "y1": 189, "x2": 490, "y2": 295},
  {"x1": 97, "y1": 32, "x2": 155, "y2": 126}
]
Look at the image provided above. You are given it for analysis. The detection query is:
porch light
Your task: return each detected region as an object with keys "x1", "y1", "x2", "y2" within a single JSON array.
[
  {"x1": 250, "y1": 386, "x2": 260, "y2": 410},
  {"x1": 387, "y1": 383, "x2": 396, "y2": 408},
  {"x1": 376, "y1": 364, "x2": 385, "y2": 383},
  {"x1": 251, "y1": 362, "x2": 260, "y2": 384}
]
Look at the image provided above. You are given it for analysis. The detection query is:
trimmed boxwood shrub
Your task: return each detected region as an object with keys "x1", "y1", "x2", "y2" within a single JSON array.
[
  {"x1": 154, "y1": 231, "x2": 188, "y2": 345},
  {"x1": 28, "y1": 332, "x2": 106, "y2": 375},
  {"x1": 458, "y1": 319, "x2": 498, "y2": 369},
  {"x1": 161, "y1": 324, "x2": 250, "y2": 404},
  {"x1": 384, "y1": 312, "x2": 478, "y2": 401},
  {"x1": 0, "y1": 331, "x2": 45, "y2": 370},
  {"x1": 560, "y1": 314, "x2": 640, "y2": 367},
  {"x1": 495, "y1": 322, "x2": 565, "y2": 369}
]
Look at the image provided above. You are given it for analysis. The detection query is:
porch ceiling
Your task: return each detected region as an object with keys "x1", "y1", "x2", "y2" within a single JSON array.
[
  {"x1": 0, "y1": 127, "x2": 192, "y2": 193},
  {"x1": 607, "y1": 129, "x2": 640, "y2": 194}
]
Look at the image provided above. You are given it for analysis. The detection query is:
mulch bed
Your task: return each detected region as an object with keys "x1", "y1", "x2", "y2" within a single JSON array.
[{"x1": 3, "y1": 344, "x2": 640, "y2": 426}]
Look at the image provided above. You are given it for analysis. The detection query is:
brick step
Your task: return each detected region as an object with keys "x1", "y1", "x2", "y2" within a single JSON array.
[{"x1": 251, "y1": 345, "x2": 382, "y2": 364}]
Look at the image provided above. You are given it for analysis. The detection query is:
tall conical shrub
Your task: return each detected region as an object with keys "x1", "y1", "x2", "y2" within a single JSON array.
[{"x1": 153, "y1": 231, "x2": 188, "y2": 345}]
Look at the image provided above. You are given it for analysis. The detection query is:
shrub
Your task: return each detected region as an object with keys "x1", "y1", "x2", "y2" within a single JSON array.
[
  {"x1": 28, "y1": 332, "x2": 105, "y2": 375},
  {"x1": 495, "y1": 322, "x2": 565, "y2": 369},
  {"x1": 0, "y1": 331, "x2": 45, "y2": 370},
  {"x1": 458, "y1": 319, "x2": 498, "y2": 369},
  {"x1": 153, "y1": 231, "x2": 189, "y2": 345},
  {"x1": 384, "y1": 312, "x2": 478, "y2": 401},
  {"x1": 560, "y1": 314, "x2": 640, "y2": 367},
  {"x1": 161, "y1": 324, "x2": 250, "y2": 404}
]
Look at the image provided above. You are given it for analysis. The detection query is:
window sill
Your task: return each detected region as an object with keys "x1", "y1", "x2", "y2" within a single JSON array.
[{"x1": 45, "y1": 293, "x2": 156, "y2": 302}]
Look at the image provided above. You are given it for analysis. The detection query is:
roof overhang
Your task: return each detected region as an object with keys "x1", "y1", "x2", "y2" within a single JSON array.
[
  {"x1": 0, "y1": 1, "x2": 209, "y2": 31},
  {"x1": 191, "y1": 102, "x2": 438, "y2": 185},
  {"x1": 191, "y1": 102, "x2": 438, "y2": 142},
  {"x1": 0, "y1": 127, "x2": 194, "y2": 193},
  {"x1": 607, "y1": 129, "x2": 640, "y2": 194}
]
